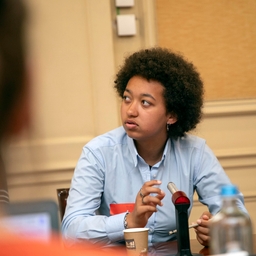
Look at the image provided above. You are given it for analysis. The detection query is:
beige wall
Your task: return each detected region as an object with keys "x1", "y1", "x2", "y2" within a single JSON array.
[
  {"x1": 156, "y1": 0, "x2": 256, "y2": 101},
  {"x1": 5, "y1": 0, "x2": 120, "y2": 200},
  {"x1": 4, "y1": 0, "x2": 256, "y2": 238}
]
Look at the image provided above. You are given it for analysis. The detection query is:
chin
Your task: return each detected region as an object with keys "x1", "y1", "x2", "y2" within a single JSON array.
[{"x1": 125, "y1": 130, "x2": 138, "y2": 140}]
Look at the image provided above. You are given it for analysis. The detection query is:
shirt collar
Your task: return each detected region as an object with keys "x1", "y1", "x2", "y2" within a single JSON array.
[
  {"x1": 127, "y1": 135, "x2": 139, "y2": 167},
  {"x1": 127, "y1": 135, "x2": 170, "y2": 167}
]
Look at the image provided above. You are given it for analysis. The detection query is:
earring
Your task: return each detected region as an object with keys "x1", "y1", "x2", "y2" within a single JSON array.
[{"x1": 167, "y1": 123, "x2": 171, "y2": 131}]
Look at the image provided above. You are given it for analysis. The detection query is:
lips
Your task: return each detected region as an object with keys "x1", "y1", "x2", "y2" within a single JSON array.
[{"x1": 125, "y1": 120, "x2": 138, "y2": 129}]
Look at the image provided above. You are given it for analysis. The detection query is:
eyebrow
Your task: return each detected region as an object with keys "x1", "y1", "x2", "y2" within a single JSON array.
[{"x1": 125, "y1": 88, "x2": 156, "y2": 101}]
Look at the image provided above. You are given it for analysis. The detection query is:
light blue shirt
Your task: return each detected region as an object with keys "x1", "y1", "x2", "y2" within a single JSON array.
[{"x1": 61, "y1": 126, "x2": 246, "y2": 246}]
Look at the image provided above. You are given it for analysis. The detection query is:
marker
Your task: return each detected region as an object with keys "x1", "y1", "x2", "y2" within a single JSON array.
[{"x1": 169, "y1": 223, "x2": 199, "y2": 235}]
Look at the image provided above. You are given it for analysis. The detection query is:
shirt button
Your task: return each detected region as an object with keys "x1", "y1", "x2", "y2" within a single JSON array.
[{"x1": 153, "y1": 174, "x2": 156, "y2": 178}]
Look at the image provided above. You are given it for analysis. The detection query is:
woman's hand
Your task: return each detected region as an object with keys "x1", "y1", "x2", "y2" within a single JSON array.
[
  {"x1": 126, "y1": 180, "x2": 165, "y2": 228},
  {"x1": 194, "y1": 211, "x2": 212, "y2": 247}
]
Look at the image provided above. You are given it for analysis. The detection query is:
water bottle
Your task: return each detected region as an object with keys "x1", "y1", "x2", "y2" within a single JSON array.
[{"x1": 210, "y1": 185, "x2": 253, "y2": 255}]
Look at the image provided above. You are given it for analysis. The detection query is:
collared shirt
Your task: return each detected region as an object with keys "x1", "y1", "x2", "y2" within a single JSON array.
[{"x1": 61, "y1": 126, "x2": 246, "y2": 246}]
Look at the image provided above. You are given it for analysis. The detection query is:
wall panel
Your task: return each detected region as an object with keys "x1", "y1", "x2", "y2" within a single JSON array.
[
  {"x1": 5, "y1": 0, "x2": 119, "y2": 203},
  {"x1": 155, "y1": 0, "x2": 256, "y2": 101}
]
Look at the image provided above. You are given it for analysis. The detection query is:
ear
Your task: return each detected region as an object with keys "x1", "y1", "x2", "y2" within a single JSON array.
[{"x1": 167, "y1": 113, "x2": 177, "y2": 125}]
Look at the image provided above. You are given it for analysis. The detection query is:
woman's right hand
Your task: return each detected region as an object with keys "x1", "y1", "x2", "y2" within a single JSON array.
[{"x1": 126, "y1": 180, "x2": 165, "y2": 228}]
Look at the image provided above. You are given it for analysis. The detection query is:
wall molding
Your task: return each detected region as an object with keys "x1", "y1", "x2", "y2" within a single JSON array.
[
  {"x1": 215, "y1": 147, "x2": 256, "y2": 168},
  {"x1": 6, "y1": 139, "x2": 256, "y2": 174},
  {"x1": 193, "y1": 194, "x2": 256, "y2": 206},
  {"x1": 6, "y1": 99, "x2": 256, "y2": 187},
  {"x1": 203, "y1": 98, "x2": 256, "y2": 117},
  {"x1": 5, "y1": 136, "x2": 93, "y2": 174},
  {"x1": 7, "y1": 167, "x2": 74, "y2": 188}
]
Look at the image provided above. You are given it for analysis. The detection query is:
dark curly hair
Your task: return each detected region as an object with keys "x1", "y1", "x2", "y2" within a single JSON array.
[
  {"x1": 0, "y1": 0, "x2": 26, "y2": 138},
  {"x1": 114, "y1": 47, "x2": 204, "y2": 139}
]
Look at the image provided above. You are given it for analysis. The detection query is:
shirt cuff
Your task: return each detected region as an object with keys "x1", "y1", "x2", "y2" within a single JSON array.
[{"x1": 106, "y1": 212, "x2": 127, "y2": 242}]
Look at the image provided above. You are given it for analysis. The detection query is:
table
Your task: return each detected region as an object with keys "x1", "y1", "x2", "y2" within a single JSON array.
[
  {"x1": 147, "y1": 239, "x2": 208, "y2": 256},
  {"x1": 148, "y1": 235, "x2": 256, "y2": 256},
  {"x1": 103, "y1": 235, "x2": 256, "y2": 256}
]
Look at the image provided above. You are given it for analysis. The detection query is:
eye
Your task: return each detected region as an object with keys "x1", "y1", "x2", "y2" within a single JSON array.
[
  {"x1": 142, "y1": 100, "x2": 150, "y2": 106},
  {"x1": 123, "y1": 95, "x2": 131, "y2": 103}
]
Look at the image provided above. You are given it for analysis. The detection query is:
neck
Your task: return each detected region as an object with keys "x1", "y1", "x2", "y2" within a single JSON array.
[{"x1": 134, "y1": 138, "x2": 168, "y2": 166}]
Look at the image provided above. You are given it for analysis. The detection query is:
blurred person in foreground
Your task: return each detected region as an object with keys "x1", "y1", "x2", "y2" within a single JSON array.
[
  {"x1": 0, "y1": 0, "x2": 30, "y2": 205},
  {"x1": 0, "y1": 0, "x2": 29, "y2": 204},
  {"x1": 0, "y1": 0, "x2": 123, "y2": 255}
]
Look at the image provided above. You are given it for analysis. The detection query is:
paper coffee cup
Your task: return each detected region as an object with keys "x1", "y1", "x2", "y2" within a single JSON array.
[{"x1": 123, "y1": 228, "x2": 149, "y2": 256}]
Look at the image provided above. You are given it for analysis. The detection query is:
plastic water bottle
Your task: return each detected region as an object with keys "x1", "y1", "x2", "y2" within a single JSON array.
[{"x1": 210, "y1": 185, "x2": 253, "y2": 255}]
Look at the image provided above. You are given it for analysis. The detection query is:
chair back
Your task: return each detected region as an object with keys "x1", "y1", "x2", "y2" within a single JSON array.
[{"x1": 56, "y1": 188, "x2": 69, "y2": 221}]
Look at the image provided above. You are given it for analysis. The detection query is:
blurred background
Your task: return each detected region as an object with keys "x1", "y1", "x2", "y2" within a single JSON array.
[{"x1": 3, "y1": 0, "x2": 256, "y2": 237}]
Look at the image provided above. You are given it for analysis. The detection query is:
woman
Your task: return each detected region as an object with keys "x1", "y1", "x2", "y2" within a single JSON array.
[{"x1": 62, "y1": 47, "x2": 247, "y2": 247}]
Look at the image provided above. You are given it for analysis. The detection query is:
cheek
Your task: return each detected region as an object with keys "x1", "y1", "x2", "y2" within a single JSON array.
[
  {"x1": 147, "y1": 113, "x2": 168, "y2": 128},
  {"x1": 120, "y1": 104, "x2": 126, "y2": 120}
]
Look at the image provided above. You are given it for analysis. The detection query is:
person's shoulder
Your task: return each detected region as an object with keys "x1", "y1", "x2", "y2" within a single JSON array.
[
  {"x1": 173, "y1": 133, "x2": 206, "y2": 149},
  {"x1": 85, "y1": 126, "x2": 127, "y2": 149}
]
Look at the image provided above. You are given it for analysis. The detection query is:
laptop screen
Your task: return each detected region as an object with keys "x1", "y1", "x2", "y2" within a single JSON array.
[{"x1": 0, "y1": 200, "x2": 59, "y2": 241}]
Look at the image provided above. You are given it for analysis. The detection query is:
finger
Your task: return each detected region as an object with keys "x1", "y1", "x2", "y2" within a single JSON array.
[
  {"x1": 202, "y1": 215, "x2": 210, "y2": 221},
  {"x1": 142, "y1": 187, "x2": 164, "y2": 199},
  {"x1": 197, "y1": 233, "x2": 210, "y2": 246},
  {"x1": 144, "y1": 180, "x2": 162, "y2": 187},
  {"x1": 196, "y1": 234, "x2": 203, "y2": 245},
  {"x1": 200, "y1": 211, "x2": 212, "y2": 219},
  {"x1": 142, "y1": 194, "x2": 164, "y2": 206},
  {"x1": 195, "y1": 228, "x2": 210, "y2": 246},
  {"x1": 141, "y1": 203, "x2": 158, "y2": 213},
  {"x1": 140, "y1": 180, "x2": 162, "y2": 195},
  {"x1": 201, "y1": 214, "x2": 212, "y2": 222},
  {"x1": 138, "y1": 181, "x2": 164, "y2": 208},
  {"x1": 197, "y1": 218, "x2": 211, "y2": 229},
  {"x1": 196, "y1": 235, "x2": 207, "y2": 247},
  {"x1": 138, "y1": 198, "x2": 159, "y2": 214},
  {"x1": 195, "y1": 225, "x2": 209, "y2": 236},
  {"x1": 155, "y1": 190, "x2": 165, "y2": 202}
]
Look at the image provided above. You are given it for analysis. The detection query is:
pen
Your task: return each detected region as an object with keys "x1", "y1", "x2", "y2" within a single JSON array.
[{"x1": 169, "y1": 223, "x2": 199, "y2": 235}]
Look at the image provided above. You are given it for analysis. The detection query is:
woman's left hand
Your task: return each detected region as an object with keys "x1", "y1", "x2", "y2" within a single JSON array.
[{"x1": 194, "y1": 211, "x2": 212, "y2": 247}]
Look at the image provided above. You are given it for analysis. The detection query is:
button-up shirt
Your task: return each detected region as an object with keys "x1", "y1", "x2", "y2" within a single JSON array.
[{"x1": 62, "y1": 126, "x2": 246, "y2": 246}]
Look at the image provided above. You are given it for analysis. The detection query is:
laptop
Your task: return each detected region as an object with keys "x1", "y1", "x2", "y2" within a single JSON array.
[{"x1": 0, "y1": 199, "x2": 59, "y2": 241}]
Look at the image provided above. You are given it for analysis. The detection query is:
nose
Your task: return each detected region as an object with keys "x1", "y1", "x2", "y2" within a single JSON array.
[{"x1": 127, "y1": 101, "x2": 138, "y2": 117}]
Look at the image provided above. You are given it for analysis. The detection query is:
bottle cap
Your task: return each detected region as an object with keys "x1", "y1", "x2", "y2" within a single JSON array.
[{"x1": 221, "y1": 185, "x2": 238, "y2": 196}]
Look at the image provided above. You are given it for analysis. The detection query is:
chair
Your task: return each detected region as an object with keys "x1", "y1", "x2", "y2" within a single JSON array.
[{"x1": 56, "y1": 188, "x2": 69, "y2": 221}]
